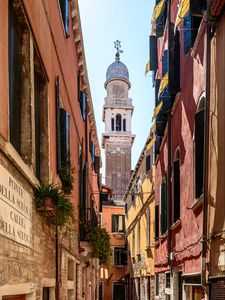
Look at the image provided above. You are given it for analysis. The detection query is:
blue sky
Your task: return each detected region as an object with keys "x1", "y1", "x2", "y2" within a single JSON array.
[{"x1": 78, "y1": 0, "x2": 155, "y2": 180}]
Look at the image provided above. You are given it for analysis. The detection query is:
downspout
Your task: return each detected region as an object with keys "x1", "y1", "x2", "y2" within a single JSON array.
[
  {"x1": 167, "y1": 0, "x2": 172, "y2": 266},
  {"x1": 55, "y1": 224, "x2": 60, "y2": 300},
  {"x1": 85, "y1": 94, "x2": 88, "y2": 211},
  {"x1": 202, "y1": 1, "x2": 211, "y2": 293}
]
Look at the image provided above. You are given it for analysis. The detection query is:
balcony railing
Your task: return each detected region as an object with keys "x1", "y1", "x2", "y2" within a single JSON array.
[
  {"x1": 79, "y1": 207, "x2": 98, "y2": 241},
  {"x1": 104, "y1": 98, "x2": 133, "y2": 107}
]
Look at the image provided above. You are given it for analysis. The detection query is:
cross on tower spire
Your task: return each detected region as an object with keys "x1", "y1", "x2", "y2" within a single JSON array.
[{"x1": 114, "y1": 40, "x2": 123, "y2": 61}]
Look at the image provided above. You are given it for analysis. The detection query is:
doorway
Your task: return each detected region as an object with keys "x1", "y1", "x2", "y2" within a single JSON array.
[{"x1": 113, "y1": 282, "x2": 125, "y2": 300}]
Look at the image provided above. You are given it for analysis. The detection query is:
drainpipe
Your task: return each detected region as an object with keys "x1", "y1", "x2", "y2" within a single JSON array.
[
  {"x1": 202, "y1": 1, "x2": 211, "y2": 293},
  {"x1": 85, "y1": 93, "x2": 88, "y2": 211},
  {"x1": 167, "y1": 0, "x2": 172, "y2": 266},
  {"x1": 55, "y1": 224, "x2": 60, "y2": 300}
]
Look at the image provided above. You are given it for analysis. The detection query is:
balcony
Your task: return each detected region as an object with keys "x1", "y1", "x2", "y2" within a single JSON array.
[
  {"x1": 79, "y1": 207, "x2": 98, "y2": 241},
  {"x1": 104, "y1": 97, "x2": 134, "y2": 109}
]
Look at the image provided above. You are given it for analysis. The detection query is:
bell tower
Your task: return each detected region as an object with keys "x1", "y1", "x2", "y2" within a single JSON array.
[{"x1": 102, "y1": 41, "x2": 135, "y2": 202}]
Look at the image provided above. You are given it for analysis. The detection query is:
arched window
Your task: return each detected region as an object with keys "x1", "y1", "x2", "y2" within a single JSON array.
[
  {"x1": 111, "y1": 118, "x2": 115, "y2": 131},
  {"x1": 146, "y1": 207, "x2": 150, "y2": 248},
  {"x1": 173, "y1": 148, "x2": 180, "y2": 223},
  {"x1": 116, "y1": 114, "x2": 122, "y2": 131},
  {"x1": 195, "y1": 96, "x2": 205, "y2": 198},
  {"x1": 123, "y1": 119, "x2": 126, "y2": 131}
]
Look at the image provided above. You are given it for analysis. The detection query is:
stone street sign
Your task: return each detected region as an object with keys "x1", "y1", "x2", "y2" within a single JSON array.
[{"x1": 0, "y1": 163, "x2": 32, "y2": 248}]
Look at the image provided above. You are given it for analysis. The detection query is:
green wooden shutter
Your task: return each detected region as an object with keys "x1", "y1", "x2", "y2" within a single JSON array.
[
  {"x1": 9, "y1": 1, "x2": 22, "y2": 154},
  {"x1": 55, "y1": 77, "x2": 61, "y2": 172},
  {"x1": 112, "y1": 215, "x2": 116, "y2": 232},
  {"x1": 150, "y1": 35, "x2": 158, "y2": 71},
  {"x1": 173, "y1": 159, "x2": 180, "y2": 222},
  {"x1": 195, "y1": 108, "x2": 205, "y2": 198}
]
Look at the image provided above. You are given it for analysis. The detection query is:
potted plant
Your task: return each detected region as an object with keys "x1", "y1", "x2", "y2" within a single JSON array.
[
  {"x1": 87, "y1": 225, "x2": 111, "y2": 267},
  {"x1": 33, "y1": 183, "x2": 75, "y2": 226},
  {"x1": 59, "y1": 164, "x2": 75, "y2": 195}
]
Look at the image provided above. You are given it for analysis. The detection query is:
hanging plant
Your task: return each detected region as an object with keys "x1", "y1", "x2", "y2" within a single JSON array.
[
  {"x1": 87, "y1": 225, "x2": 111, "y2": 267},
  {"x1": 33, "y1": 183, "x2": 75, "y2": 226},
  {"x1": 59, "y1": 164, "x2": 75, "y2": 195}
]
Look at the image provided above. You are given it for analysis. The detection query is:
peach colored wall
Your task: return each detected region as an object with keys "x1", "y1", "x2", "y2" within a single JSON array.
[{"x1": 101, "y1": 205, "x2": 126, "y2": 300}]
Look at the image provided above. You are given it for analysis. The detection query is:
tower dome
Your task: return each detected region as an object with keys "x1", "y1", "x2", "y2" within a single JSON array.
[
  {"x1": 105, "y1": 40, "x2": 130, "y2": 87},
  {"x1": 106, "y1": 60, "x2": 129, "y2": 82}
]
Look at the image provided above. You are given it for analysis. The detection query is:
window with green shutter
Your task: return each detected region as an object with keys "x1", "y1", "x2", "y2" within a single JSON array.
[
  {"x1": 59, "y1": 0, "x2": 69, "y2": 37},
  {"x1": 112, "y1": 215, "x2": 125, "y2": 232},
  {"x1": 195, "y1": 98, "x2": 205, "y2": 198}
]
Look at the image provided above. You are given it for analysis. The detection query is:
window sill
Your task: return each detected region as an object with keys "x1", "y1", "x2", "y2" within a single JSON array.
[
  {"x1": 155, "y1": 240, "x2": 159, "y2": 247},
  {"x1": 0, "y1": 136, "x2": 38, "y2": 187},
  {"x1": 171, "y1": 219, "x2": 181, "y2": 231},
  {"x1": 160, "y1": 232, "x2": 168, "y2": 241},
  {"x1": 190, "y1": 195, "x2": 203, "y2": 213}
]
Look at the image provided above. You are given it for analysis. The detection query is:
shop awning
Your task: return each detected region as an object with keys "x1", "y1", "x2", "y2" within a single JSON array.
[
  {"x1": 175, "y1": 0, "x2": 189, "y2": 28},
  {"x1": 159, "y1": 72, "x2": 168, "y2": 95},
  {"x1": 146, "y1": 136, "x2": 156, "y2": 151},
  {"x1": 150, "y1": 123, "x2": 156, "y2": 134},
  {"x1": 152, "y1": 0, "x2": 165, "y2": 22},
  {"x1": 152, "y1": 101, "x2": 163, "y2": 120}
]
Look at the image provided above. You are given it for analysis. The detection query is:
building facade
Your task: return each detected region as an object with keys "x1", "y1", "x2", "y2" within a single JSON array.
[
  {"x1": 124, "y1": 137, "x2": 155, "y2": 300},
  {"x1": 100, "y1": 186, "x2": 127, "y2": 300},
  {"x1": 100, "y1": 44, "x2": 134, "y2": 300},
  {"x1": 208, "y1": 0, "x2": 225, "y2": 298},
  {"x1": 150, "y1": 0, "x2": 207, "y2": 299},
  {"x1": 0, "y1": 1, "x2": 101, "y2": 299}
]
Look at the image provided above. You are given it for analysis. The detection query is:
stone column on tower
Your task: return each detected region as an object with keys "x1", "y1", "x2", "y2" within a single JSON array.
[{"x1": 102, "y1": 42, "x2": 135, "y2": 203}]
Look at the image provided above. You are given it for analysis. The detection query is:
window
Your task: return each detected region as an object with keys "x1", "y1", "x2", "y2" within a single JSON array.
[
  {"x1": 8, "y1": 1, "x2": 23, "y2": 154},
  {"x1": 79, "y1": 91, "x2": 86, "y2": 120},
  {"x1": 9, "y1": 2, "x2": 49, "y2": 180},
  {"x1": 194, "y1": 97, "x2": 205, "y2": 198},
  {"x1": 173, "y1": 149, "x2": 180, "y2": 223},
  {"x1": 56, "y1": 79, "x2": 71, "y2": 173},
  {"x1": 59, "y1": 0, "x2": 69, "y2": 37},
  {"x1": 114, "y1": 247, "x2": 127, "y2": 266},
  {"x1": 111, "y1": 118, "x2": 115, "y2": 131},
  {"x1": 116, "y1": 114, "x2": 122, "y2": 131},
  {"x1": 137, "y1": 221, "x2": 141, "y2": 254},
  {"x1": 183, "y1": 13, "x2": 202, "y2": 54},
  {"x1": 155, "y1": 274, "x2": 159, "y2": 296},
  {"x1": 132, "y1": 229, "x2": 135, "y2": 257},
  {"x1": 149, "y1": 35, "x2": 158, "y2": 72},
  {"x1": 166, "y1": 272, "x2": 171, "y2": 288},
  {"x1": 146, "y1": 207, "x2": 150, "y2": 248},
  {"x1": 67, "y1": 259, "x2": 74, "y2": 280},
  {"x1": 146, "y1": 154, "x2": 151, "y2": 172},
  {"x1": 112, "y1": 215, "x2": 125, "y2": 232},
  {"x1": 162, "y1": 49, "x2": 168, "y2": 76},
  {"x1": 34, "y1": 53, "x2": 48, "y2": 180},
  {"x1": 60, "y1": 108, "x2": 70, "y2": 167},
  {"x1": 160, "y1": 178, "x2": 168, "y2": 235},
  {"x1": 155, "y1": 205, "x2": 159, "y2": 241},
  {"x1": 90, "y1": 141, "x2": 95, "y2": 163},
  {"x1": 99, "y1": 282, "x2": 103, "y2": 300},
  {"x1": 67, "y1": 290, "x2": 74, "y2": 300},
  {"x1": 42, "y1": 287, "x2": 50, "y2": 300},
  {"x1": 123, "y1": 119, "x2": 126, "y2": 131}
]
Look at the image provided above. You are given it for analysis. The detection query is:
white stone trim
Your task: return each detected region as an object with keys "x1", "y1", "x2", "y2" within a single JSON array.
[{"x1": 0, "y1": 283, "x2": 36, "y2": 300}]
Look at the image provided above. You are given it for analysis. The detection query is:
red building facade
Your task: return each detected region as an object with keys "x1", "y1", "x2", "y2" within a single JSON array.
[
  {"x1": 150, "y1": 0, "x2": 207, "y2": 298},
  {"x1": 0, "y1": 1, "x2": 101, "y2": 299}
]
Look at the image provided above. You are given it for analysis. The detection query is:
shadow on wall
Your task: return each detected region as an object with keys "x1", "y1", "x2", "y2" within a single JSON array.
[{"x1": 210, "y1": 23, "x2": 225, "y2": 275}]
